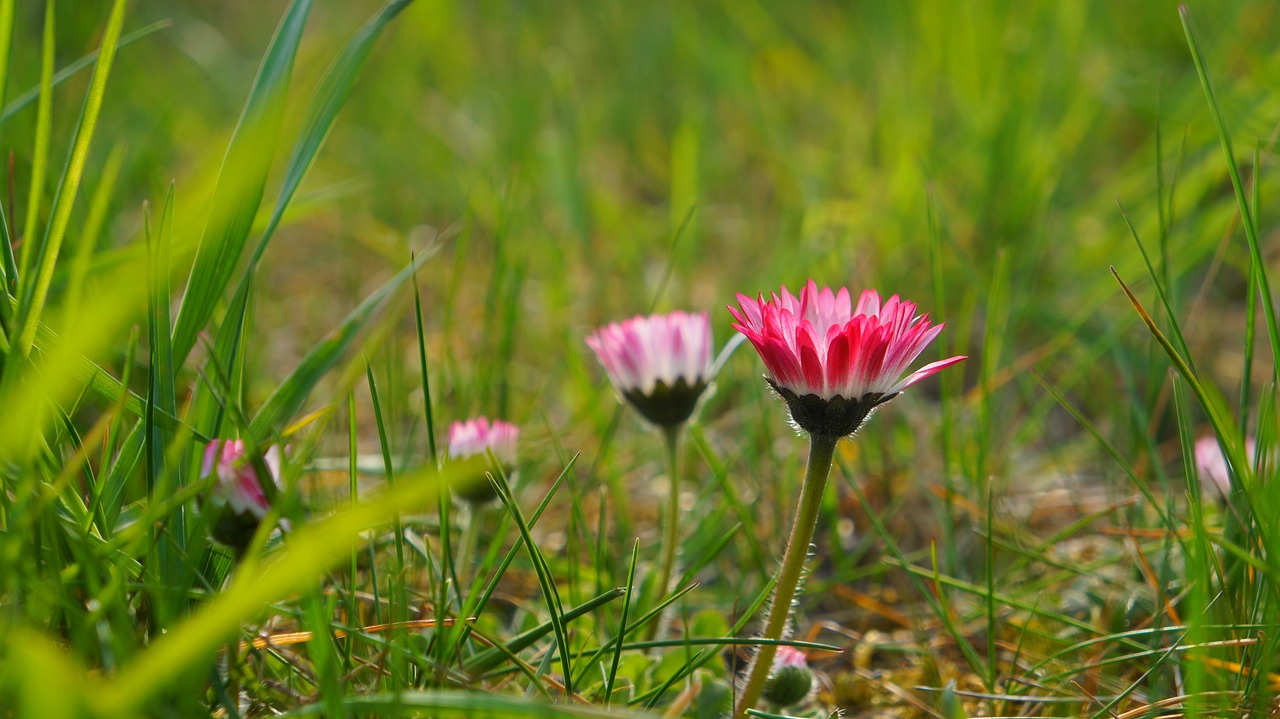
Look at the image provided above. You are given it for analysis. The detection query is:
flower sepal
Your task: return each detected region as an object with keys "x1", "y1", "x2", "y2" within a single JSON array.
[
  {"x1": 768, "y1": 378, "x2": 889, "y2": 440},
  {"x1": 622, "y1": 376, "x2": 710, "y2": 428}
]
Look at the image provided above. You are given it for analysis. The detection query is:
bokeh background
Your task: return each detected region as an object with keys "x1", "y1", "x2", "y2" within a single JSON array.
[{"x1": 4, "y1": 0, "x2": 1280, "y2": 713}]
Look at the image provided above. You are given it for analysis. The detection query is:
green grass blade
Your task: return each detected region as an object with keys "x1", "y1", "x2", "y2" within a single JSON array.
[
  {"x1": 465, "y1": 587, "x2": 626, "y2": 676},
  {"x1": 20, "y1": 314, "x2": 204, "y2": 440},
  {"x1": 60, "y1": 142, "x2": 124, "y2": 325},
  {"x1": 1117, "y1": 202, "x2": 1196, "y2": 371},
  {"x1": 0, "y1": 197, "x2": 14, "y2": 308},
  {"x1": 279, "y1": 691, "x2": 652, "y2": 718},
  {"x1": 0, "y1": 20, "x2": 168, "y2": 125},
  {"x1": 1110, "y1": 268, "x2": 1246, "y2": 484},
  {"x1": 412, "y1": 255, "x2": 438, "y2": 462},
  {"x1": 1180, "y1": 5, "x2": 1280, "y2": 385},
  {"x1": 210, "y1": 0, "x2": 416, "y2": 382},
  {"x1": 605, "y1": 542, "x2": 638, "y2": 706},
  {"x1": 16, "y1": 0, "x2": 55, "y2": 288},
  {"x1": 14, "y1": 0, "x2": 127, "y2": 355},
  {"x1": 490, "y1": 470, "x2": 575, "y2": 695},
  {"x1": 248, "y1": 250, "x2": 434, "y2": 437},
  {"x1": 93, "y1": 458, "x2": 483, "y2": 715},
  {"x1": 248, "y1": 0, "x2": 413, "y2": 273},
  {"x1": 453, "y1": 455, "x2": 576, "y2": 663},
  {"x1": 145, "y1": 188, "x2": 178, "y2": 486},
  {"x1": 0, "y1": 0, "x2": 12, "y2": 120},
  {"x1": 169, "y1": 0, "x2": 312, "y2": 363}
]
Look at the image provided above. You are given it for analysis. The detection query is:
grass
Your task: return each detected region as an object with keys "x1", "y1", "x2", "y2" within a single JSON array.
[{"x1": 1, "y1": 0, "x2": 1279, "y2": 716}]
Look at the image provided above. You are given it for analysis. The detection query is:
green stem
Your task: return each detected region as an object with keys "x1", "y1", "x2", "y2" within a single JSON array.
[
  {"x1": 733, "y1": 433, "x2": 838, "y2": 719},
  {"x1": 647, "y1": 424, "x2": 682, "y2": 639},
  {"x1": 459, "y1": 502, "x2": 484, "y2": 587}
]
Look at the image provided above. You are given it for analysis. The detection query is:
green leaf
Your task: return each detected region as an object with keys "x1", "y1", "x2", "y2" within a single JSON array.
[
  {"x1": 15, "y1": 0, "x2": 128, "y2": 354},
  {"x1": 93, "y1": 458, "x2": 483, "y2": 715},
  {"x1": 169, "y1": 0, "x2": 312, "y2": 364},
  {"x1": 0, "y1": 20, "x2": 169, "y2": 125},
  {"x1": 196, "y1": 0, "x2": 414, "y2": 438},
  {"x1": 279, "y1": 691, "x2": 652, "y2": 718},
  {"x1": 248, "y1": 249, "x2": 435, "y2": 438}
]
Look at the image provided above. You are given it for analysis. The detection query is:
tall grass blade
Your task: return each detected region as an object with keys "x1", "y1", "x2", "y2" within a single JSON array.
[
  {"x1": 248, "y1": 250, "x2": 434, "y2": 437},
  {"x1": 412, "y1": 255, "x2": 438, "y2": 462},
  {"x1": 95, "y1": 459, "x2": 482, "y2": 715},
  {"x1": 170, "y1": 0, "x2": 312, "y2": 363},
  {"x1": 16, "y1": 0, "x2": 54, "y2": 290},
  {"x1": 281, "y1": 691, "x2": 651, "y2": 718},
  {"x1": 0, "y1": 20, "x2": 168, "y2": 124},
  {"x1": 1180, "y1": 5, "x2": 1280, "y2": 385},
  {"x1": 491, "y1": 469, "x2": 575, "y2": 695},
  {"x1": 0, "y1": 0, "x2": 13, "y2": 125},
  {"x1": 209, "y1": 0, "x2": 417, "y2": 397},
  {"x1": 15, "y1": 0, "x2": 127, "y2": 354}
]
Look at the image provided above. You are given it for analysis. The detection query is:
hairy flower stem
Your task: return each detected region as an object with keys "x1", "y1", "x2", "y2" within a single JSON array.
[
  {"x1": 646, "y1": 423, "x2": 682, "y2": 640},
  {"x1": 733, "y1": 432, "x2": 838, "y2": 719}
]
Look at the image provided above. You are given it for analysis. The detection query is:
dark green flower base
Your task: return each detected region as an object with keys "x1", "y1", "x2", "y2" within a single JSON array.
[
  {"x1": 766, "y1": 378, "x2": 896, "y2": 439},
  {"x1": 211, "y1": 507, "x2": 264, "y2": 557},
  {"x1": 623, "y1": 377, "x2": 708, "y2": 428},
  {"x1": 452, "y1": 472, "x2": 501, "y2": 505}
]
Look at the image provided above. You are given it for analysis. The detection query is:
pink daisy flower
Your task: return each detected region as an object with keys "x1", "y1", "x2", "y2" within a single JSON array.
[
  {"x1": 730, "y1": 280, "x2": 966, "y2": 437},
  {"x1": 586, "y1": 311, "x2": 713, "y2": 427},
  {"x1": 201, "y1": 439, "x2": 284, "y2": 552},
  {"x1": 1194, "y1": 435, "x2": 1258, "y2": 496},
  {"x1": 447, "y1": 417, "x2": 519, "y2": 504}
]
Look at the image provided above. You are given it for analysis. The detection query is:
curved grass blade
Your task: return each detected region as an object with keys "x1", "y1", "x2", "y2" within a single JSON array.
[
  {"x1": 169, "y1": 0, "x2": 312, "y2": 363},
  {"x1": 1110, "y1": 268, "x2": 1244, "y2": 477},
  {"x1": 605, "y1": 542, "x2": 638, "y2": 706},
  {"x1": 490, "y1": 469, "x2": 575, "y2": 695},
  {"x1": 28, "y1": 320, "x2": 203, "y2": 440},
  {"x1": 93, "y1": 458, "x2": 483, "y2": 715},
  {"x1": 465, "y1": 587, "x2": 626, "y2": 677},
  {"x1": 452, "y1": 455, "x2": 576, "y2": 663},
  {"x1": 15, "y1": 0, "x2": 127, "y2": 355},
  {"x1": 1180, "y1": 5, "x2": 1280, "y2": 387},
  {"x1": 16, "y1": 0, "x2": 55, "y2": 290},
  {"x1": 279, "y1": 691, "x2": 652, "y2": 718},
  {"x1": 247, "y1": 249, "x2": 435, "y2": 437},
  {"x1": 0, "y1": 20, "x2": 169, "y2": 125},
  {"x1": 196, "y1": 0, "x2": 416, "y2": 436}
]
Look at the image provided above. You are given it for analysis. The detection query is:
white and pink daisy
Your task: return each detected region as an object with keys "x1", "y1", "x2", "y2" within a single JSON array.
[
  {"x1": 201, "y1": 439, "x2": 284, "y2": 552},
  {"x1": 448, "y1": 417, "x2": 519, "y2": 504},
  {"x1": 586, "y1": 311, "x2": 713, "y2": 427},
  {"x1": 730, "y1": 280, "x2": 966, "y2": 438}
]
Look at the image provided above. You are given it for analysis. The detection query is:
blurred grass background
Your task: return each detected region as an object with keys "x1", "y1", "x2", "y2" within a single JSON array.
[
  {"x1": 16, "y1": 0, "x2": 1272, "y2": 432},
  {"x1": 4, "y1": 0, "x2": 1280, "y2": 715}
]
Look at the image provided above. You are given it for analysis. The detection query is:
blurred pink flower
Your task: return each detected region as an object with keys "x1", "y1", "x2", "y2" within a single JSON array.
[
  {"x1": 448, "y1": 417, "x2": 519, "y2": 504},
  {"x1": 448, "y1": 417, "x2": 519, "y2": 467},
  {"x1": 586, "y1": 311, "x2": 713, "y2": 427},
  {"x1": 202, "y1": 439, "x2": 281, "y2": 520},
  {"x1": 201, "y1": 439, "x2": 285, "y2": 554},
  {"x1": 771, "y1": 645, "x2": 809, "y2": 670},
  {"x1": 730, "y1": 281, "x2": 965, "y2": 437},
  {"x1": 1194, "y1": 436, "x2": 1256, "y2": 495}
]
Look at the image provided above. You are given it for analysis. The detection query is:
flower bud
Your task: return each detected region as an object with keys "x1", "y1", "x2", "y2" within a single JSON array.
[{"x1": 761, "y1": 646, "x2": 813, "y2": 708}]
